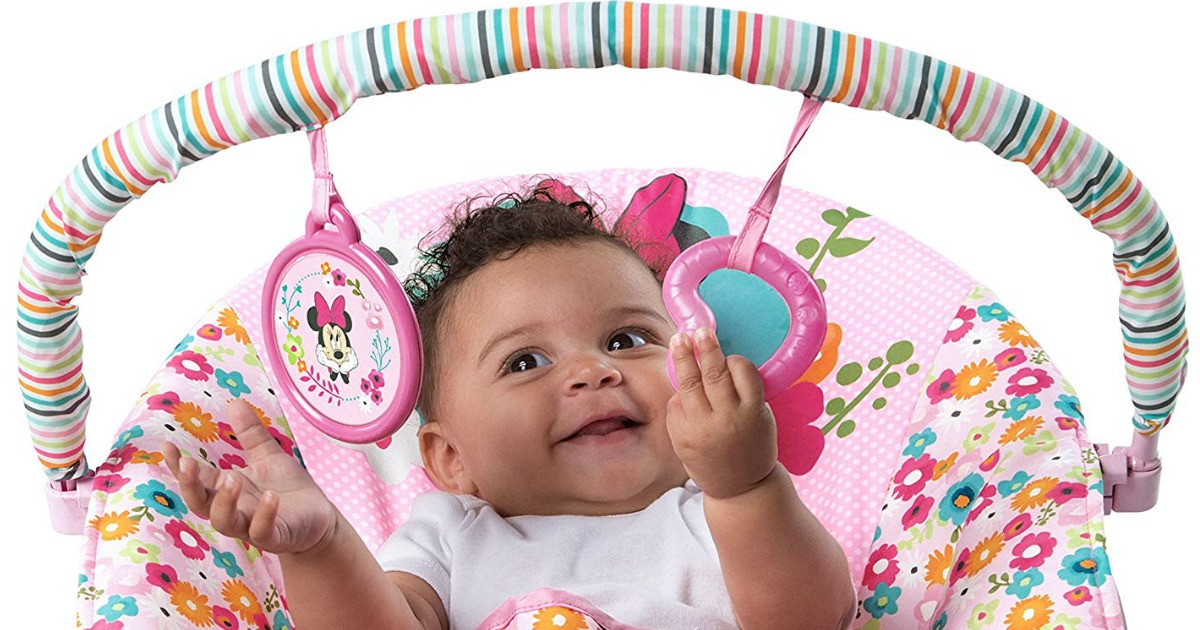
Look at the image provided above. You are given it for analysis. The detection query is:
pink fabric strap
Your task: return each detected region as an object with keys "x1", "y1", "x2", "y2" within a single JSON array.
[
  {"x1": 727, "y1": 97, "x2": 823, "y2": 272},
  {"x1": 308, "y1": 126, "x2": 337, "y2": 225}
]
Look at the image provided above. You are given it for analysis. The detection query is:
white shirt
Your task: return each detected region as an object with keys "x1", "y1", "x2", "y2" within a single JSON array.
[{"x1": 373, "y1": 480, "x2": 738, "y2": 629}]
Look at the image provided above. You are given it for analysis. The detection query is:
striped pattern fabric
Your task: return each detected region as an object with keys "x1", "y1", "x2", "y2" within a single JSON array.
[{"x1": 18, "y1": 2, "x2": 1186, "y2": 481}]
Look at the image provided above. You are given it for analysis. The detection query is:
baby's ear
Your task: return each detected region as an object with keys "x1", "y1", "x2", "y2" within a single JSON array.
[{"x1": 417, "y1": 421, "x2": 477, "y2": 495}]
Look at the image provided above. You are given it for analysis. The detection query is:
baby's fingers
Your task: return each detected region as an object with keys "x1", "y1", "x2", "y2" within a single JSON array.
[
  {"x1": 692, "y1": 327, "x2": 739, "y2": 408},
  {"x1": 671, "y1": 332, "x2": 711, "y2": 417},
  {"x1": 209, "y1": 471, "x2": 251, "y2": 538},
  {"x1": 164, "y1": 443, "x2": 217, "y2": 518},
  {"x1": 248, "y1": 491, "x2": 282, "y2": 550}
]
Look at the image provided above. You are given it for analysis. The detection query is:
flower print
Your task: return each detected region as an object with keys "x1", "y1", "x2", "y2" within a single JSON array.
[
  {"x1": 360, "y1": 378, "x2": 373, "y2": 394},
  {"x1": 168, "y1": 350, "x2": 214, "y2": 382},
  {"x1": 977, "y1": 302, "x2": 1011, "y2": 322},
  {"x1": 1049, "y1": 612, "x2": 1084, "y2": 630},
  {"x1": 998, "y1": 471, "x2": 1032, "y2": 498},
  {"x1": 218, "y1": 453, "x2": 247, "y2": 470},
  {"x1": 221, "y1": 579, "x2": 263, "y2": 622},
  {"x1": 931, "y1": 452, "x2": 959, "y2": 481},
  {"x1": 966, "y1": 599, "x2": 1000, "y2": 630},
  {"x1": 367, "y1": 313, "x2": 384, "y2": 329},
  {"x1": 998, "y1": 320, "x2": 1038, "y2": 348},
  {"x1": 118, "y1": 538, "x2": 161, "y2": 564},
  {"x1": 93, "y1": 473, "x2": 131, "y2": 493},
  {"x1": 1021, "y1": 430, "x2": 1058, "y2": 456},
  {"x1": 931, "y1": 397, "x2": 978, "y2": 432},
  {"x1": 1006, "y1": 568, "x2": 1045, "y2": 599},
  {"x1": 924, "y1": 544, "x2": 954, "y2": 587},
  {"x1": 216, "y1": 422, "x2": 241, "y2": 449},
  {"x1": 948, "y1": 547, "x2": 972, "y2": 586},
  {"x1": 321, "y1": 261, "x2": 331, "y2": 274},
  {"x1": 1000, "y1": 416, "x2": 1044, "y2": 445},
  {"x1": 288, "y1": 316, "x2": 299, "y2": 330},
  {"x1": 902, "y1": 428, "x2": 937, "y2": 458},
  {"x1": 1064, "y1": 526, "x2": 1097, "y2": 551},
  {"x1": 368, "y1": 369, "x2": 386, "y2": 389},
  {"x1": 370, "y1": 389, "x2": 384, "y2": 405},
  {"x1": 90, "y1": 511, "x2": 139, "y2": 541},
  {"x1": 961, "y1": 422, "x2": 995, "y2": 453},
  {"x1": 1056, "y1": 416, "x2": 1081, "y2": 431},
  {"x1": 171, "y1": 581, "x2": 214, "y2": 626},
  {"x1": 113, "y1": 425, "x2": 144, "y2": 449},
  {"x1": 104, "y1": 443, "x2": 138, "y2": 472},
  {"x1": 863, "y1": 544, "x2": 900, "y2": 590},
  {"x1": 967, "y1": 532, "x2": 1006, "y2": 577},
  {"x1": 979, "y1": 449, "x2": 1001, "y2": 472},
  {"x1": 212, "y1": 548, "x2": 244, "y2": 579},
  {"x1": 1047, "y1": 482, "x2": 1088, "y2": 506},
  {"x1": 218, "y1": 307, "x2": 251, "y2": 345},
  {"x1": 1011, "y1": 476, "x2": 1058, "y2": 512},
  {"x1": 1010, "y1": 532, "x2": 1057, "y2": 571},
  {"x1": 1058, "y1": 548, "x2": 1111, "y2": 587},
  {"x1": 267, "y1": 425, "x2": 296, "y2": 457},
  {"x1": 902, "y1": 494, "x2": 935, "y2": 530},
  {"x1": 892, "y1": 454, "x2": 936, "y2": 501},
  {"x1": 930, "y1": 611, "x2": 949, "y2": 630},
  {"x1": 197, "y1": 323, "x2": 223, "y2": 341},
  {"x1": 147, "y1": 391, "x2": 181, "y2": 413},
  {"x1": 174, "y1": 402, "x2": 218, "y2": 443},
  {"x1": 295, "y1": 359, "x2": 307, "y2": 374},
  {"x1": 273, "y1": 609, "x2": 295, "y2": 630},
  {"x1": 994, "y1": 347, "x2": 1027, "y2": 372},
  {"x1": 863, "y1": 583, "x2": 902, "y2": 619},
  {"x1": 172, "y1": 334, "x2": 195, "y2": 356},
  {"x1": 952, "y1": 360, "x2": 998, "y2": 399},
  {"x1": 1005, "y1": 367, "x2": 1053, "y2": 397},
  {"x1": 214, "y1": 369, "x2": 251, "y2": 398},
  {"x1": 213, "y1": 605, "x2": 239, "y2": 629},
  {"x1": 146, "y1": 562, "x2": 179, "y2": 592},
  {"x1": 960, "y1": 328, "x2": 999, "y2": 361},
  {"x1": 332, "y1": 269, "x2": 347, "y2": 286},
  {"x1": 131, "y1": 449, "x2": 164, "y2": 465},
  {"x1": 282, "y1": 334, "x2": 305, "y2": 365},
  {"x1": 166, "y1": 519, "x2": 210, "y2": 561},
  {"x1": 944, "y1": 304, "x2": 976, "y2": 343},
  {"x1": 966, "y1": 483, "x2": 997, "y2": 526},
  {"x1": 1003, "y1": 513, "x2": 1033, "y2": 541},
  {"x1": 134, "y1": 479, "x2": 189, "y2": 518},
  {"x1": 1054, "y1": 393, "x2": 1084, "y2": 421},
  {"x1": 1003, "y1": 395, "x2": 1040, "y2": 421},
  {"x1": 939, "y1": 473, "x2": 985, "y2": 526},
  {"x1": 96, "y1": 594, "x2": 139, "y2": 622},
  {"x1": 1064, "y1": 586, "x2": 1092, "y2": 606},
  {"x1": 532, "y1": 606, "x2": 588, "y2": 630},
  {"x1": 1004, "y1": 595, "x2": 1054, "y2": 630},
  {"x1": 927, "y1": 369, "x2": 957, "y2": 405}
]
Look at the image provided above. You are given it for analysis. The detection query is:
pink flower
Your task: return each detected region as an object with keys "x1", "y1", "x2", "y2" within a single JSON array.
[
  {"x1": 165, "y1": 518, "x2": 210, "y2": 560},
  {"x1": 926, "y1": 369, "x2": 957, "y2": 405},
  {"x1": 1056, "y1": 416, "x2": 1081, "y2": 431},
  {"x1": 902, "y1": 494, "x2": 934, "y2": 530},
  {"x1": 212, "y1": 605, "x2": 239, "y2": 629},
  {"x1": 147, "y1": 391, "x2": 181, "y2": 412},
  {"x1": 769, "y1": 381, "x2": 827, "y2": 476},
  {"x1": 863, "y1": 544, "x2": 899, "y2": 590},
  {"x1": 1064, "y1": 586, "x2": 1093, "y2": 607},
  {"x1": 103, "y1": 444, "x2": 138, "y2": 474},
  {"x1": 892, "y1": 454, "x2": 936, "y2": 501},
  {"x1": 268, "y1": 426, "x2": 295, "y2": 456},
  {"x1": 994, "y1": 347, "x2": 1027, "y2": 371},
  {"x1": 367, "y1": 313, "x2": 384, "y2": 330},
  {"x1": 368, "y1": 369, "x2": 386, "y2": 389},
  {"x1": 1003, "y1": 513, "x2": 1033, "y2": 541},
  {"x1": 93, "y1": 474, "x2": 130, "y2": 493},
  {"x1": 145, "y1": 562, "x2": 179, "y2": 592},
  {"x1": 360, "y1": 378, "x2": 373, "y2": 394},
  {"x1": 85, "y1": 620, "x2": 125, "y2": 630},
  {"x1": 370, "y1": 389, "x2": 384, "y2": 405},
  {"x1": 1047, "y1": 481, "x2": 1088, "y2": 505},
  {"x1": 943, "y1": 305, "x2": 976, "y2": 343},
  {"x1": 966, "y1": 484, "x2": 998, "y2": 525},
  {"x1": 167, "y1": 350, "x2": 214, "y2": 382},
  {"x1": 979, "y1": 449, "x2": 1001, "y2": 473},
  {"x1": 332, "y1": 269, "x2": 347, "y2": 286},
  {"x1": 216, "y1": 422, "x2": 241, "y2": 449},
  {"x1": 1009, "y1": 531, "x2": 1056, "y2": 570},
  {"x1": 1005, "y1": 367, "x2": 1054, "y2": 396},
  {"x1": 218, "y1": 453, "x2": 247, "y2": 470},
  {"x1": 197, "y1": 323, "x2": 223, "y2": 341},
  {"x1": 948, "y1": 547, "x2": 972, "y2": 586}
]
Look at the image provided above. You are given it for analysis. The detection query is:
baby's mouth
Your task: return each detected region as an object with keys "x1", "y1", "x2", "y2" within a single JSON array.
[{"x1": 563, "y1": 416, "x2": 640, "y2": 442}]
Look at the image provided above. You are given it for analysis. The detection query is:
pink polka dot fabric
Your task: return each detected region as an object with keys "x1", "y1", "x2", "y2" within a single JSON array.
[{"x1": 224, "y1": 167, "x2": 977, "y2": 580}]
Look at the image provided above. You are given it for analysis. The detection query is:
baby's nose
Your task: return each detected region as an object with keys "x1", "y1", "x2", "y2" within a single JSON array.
[{"x1": 564, "y1": 356, "x2": 622, "y2": 392}]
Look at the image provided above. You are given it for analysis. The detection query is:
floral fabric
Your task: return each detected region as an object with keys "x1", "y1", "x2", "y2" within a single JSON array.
[{"x1": 848, "y1": 285, "x2": 1125, "y2": 629}]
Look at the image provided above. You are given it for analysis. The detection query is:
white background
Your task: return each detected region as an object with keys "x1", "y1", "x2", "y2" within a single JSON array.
[{"x1": 2, "y1": 1, "x2": 1194, "y2": 627}]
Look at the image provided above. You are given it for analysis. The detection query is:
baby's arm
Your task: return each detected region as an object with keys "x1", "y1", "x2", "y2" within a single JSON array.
[
  {"x1": 667, "y1": 330, "x2": 855, "y2": 630},
  {"x1": 163, "y1": 400, "x2": 447, "y2": 630}
]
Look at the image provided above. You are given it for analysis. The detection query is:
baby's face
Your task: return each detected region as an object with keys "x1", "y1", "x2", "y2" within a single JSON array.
[{"x1": 422, "y1": 240, "x2": 687, "y2": 516}]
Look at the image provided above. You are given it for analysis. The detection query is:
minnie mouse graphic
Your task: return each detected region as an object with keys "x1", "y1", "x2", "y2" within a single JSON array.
[{"x1": 309, "y1": 291, "x2": 358, "y2": 383}]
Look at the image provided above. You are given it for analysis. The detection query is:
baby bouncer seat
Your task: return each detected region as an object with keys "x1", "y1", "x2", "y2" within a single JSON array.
[{"x1": 19, "y1": 3, "x2": 1187, "y2": 628}]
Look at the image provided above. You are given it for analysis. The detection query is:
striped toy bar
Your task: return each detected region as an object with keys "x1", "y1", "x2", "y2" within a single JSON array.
[{"x1": 19, "y1": 2, "x2": 1187, "y2": 482}]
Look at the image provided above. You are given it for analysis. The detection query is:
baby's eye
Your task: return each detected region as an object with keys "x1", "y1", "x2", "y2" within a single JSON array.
[
  {"x1": 608, "y1": 329, "x2": 649, "y2": 351},
  {"x1": 505, "y1": 350, "x2": 549, "y2": 374}
]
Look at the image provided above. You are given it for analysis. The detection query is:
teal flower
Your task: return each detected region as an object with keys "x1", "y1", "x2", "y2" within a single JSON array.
[
  {"x1": 903, "y1": 428, "x2": 937, "y2": 458},
  {"x1": 938, "y1": 473, "x2": 984, "y2": 526},
  {"x1": 863, "y1": 583, "x2": 901, "y2": 618},
  {"x1": 215, "y1": 368, "x2": 252, "y2": 398},
  {"x1": 932, "y1": 611, "x2": 949, "y2": 630},
  {"x1": 113, "y1": 425, "x2": 144, "y2": 450},
  {"x1": 1003, "y1": 395, "x2": 1040, "y2": 420},
  {"x1": 97, "y1": 594, "x2": 138, "y2": 621},
  {"x1": 998, "y1": 471, "x2": 1032, "y2": 497},
  {"x1": 1006, "y1": 568, "x2": 1044, "y2": 599},
  {"x1": 133, "y1": 479, "x2": 188, "y2": 518},
  {"x1": 273, "y1": 609, "x2": 295, "y2": 630},
  {"x1": 171, "y1": 334, "x2": 195, "y2": 356},
  {"x1": 977, "y1": 302, "x2": 1011, "y2": 322},
  {"x1": 1059, "y1": 547, "x2": 1111, "y2": 587},
  {"x1": 1055, "y1": 393, "x2": 1085, "y2": 422},
  {"x1": 212, "y1": 548, "x2": 244, "y2": 578}
]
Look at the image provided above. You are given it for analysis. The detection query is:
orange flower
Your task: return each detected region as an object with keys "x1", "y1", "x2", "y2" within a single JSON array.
[
  {"x1": 532, "y1": 606, "x2": 588, "y2": 630},
  {"x1": 1011, "y1": 476, "x2": 1059, "y2": 512},
  {"x1": 1004, "y1": 594, "x2": 1054, "y2": 630},
  {"x1": 321, "y1": 261, "x2": 331, "y2": 274},
  {"x1": 967, "y1": 533, "x2": 1006, "y2": 577},
  {"x1": 131, "y1": 450, "x2": 164, "y2": 465},
  {"x1": 171, "y1": 581, "x2": 214, "y2": 626},
  {"x1": 247, "y1": 402, "x2": 274, "y2": 429},
  {"x1": 953, "y1": 360, "x2": 998, "y2": 399},
  {"x1": 175, "y1": 402, "x2": 218, "y2": 443},
  {"x1": 924, "y1": 544, "x2": 954, "y2": 586},
  {"x1": 1000, "y1": 416, "x2": 1044, "y2": 445},
  {"x1": 798, "y1": 323, "x2": 842, "y2": 384},
  {"x1": 296, "y1": 359, "x2": 308, "y2": 374},
  {"x1": 222, "y1": 579, "x2": 264, "y2": 622},
  {"x1": 218, "y1": 307, "x2": 251, "y2": 345},
  {"x1": 90, "y1": 511, "x2": 139, "y2": 541},
  {"x1": 931, "y1": 452, "x2": 959, "y2": 481},
  {"x1": 287, "y1": 316, "x2": 299, "y2": 330},
  {"x1": 998, "y1": 321, "x2": 1038, "y2": 349}
]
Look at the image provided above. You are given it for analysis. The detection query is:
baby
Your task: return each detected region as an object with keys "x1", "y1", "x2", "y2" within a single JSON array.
[{"x1": 164, "y1": 185, "x2": 855, "y2": 629}]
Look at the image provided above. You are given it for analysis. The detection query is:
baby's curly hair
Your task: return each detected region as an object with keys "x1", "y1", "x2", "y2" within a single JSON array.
[{"x1": 403, "y1": 178, "x2": 669, "y2": 424}]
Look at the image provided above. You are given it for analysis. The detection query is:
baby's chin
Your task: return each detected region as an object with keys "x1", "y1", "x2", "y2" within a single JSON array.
[{"x1": 495, "y1": 469, "x2": 688, "y2": 517}]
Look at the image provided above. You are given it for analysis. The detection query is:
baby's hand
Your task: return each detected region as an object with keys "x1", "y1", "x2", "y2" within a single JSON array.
[
  {"x1": 163, "y1": 400, "x2": 339, "y2": 557},
  {"x1": 666, "y1": 327, "x2": 778, "y2": 500}
]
